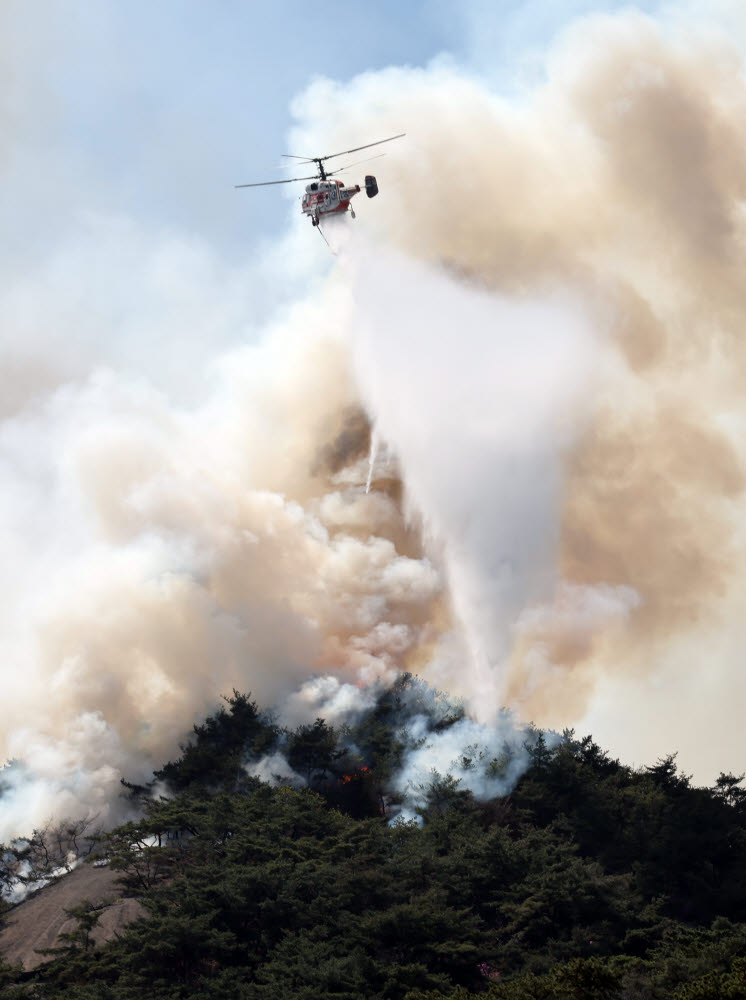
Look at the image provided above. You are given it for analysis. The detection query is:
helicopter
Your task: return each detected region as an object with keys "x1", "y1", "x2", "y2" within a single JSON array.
[{"x1": 235, "y1": 133, "x2": 405, "y2": 231}]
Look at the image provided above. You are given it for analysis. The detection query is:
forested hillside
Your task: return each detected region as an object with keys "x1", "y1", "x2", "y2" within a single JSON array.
[{"x1": 2, "y1": 677, "x2": 746, "y2": 999}]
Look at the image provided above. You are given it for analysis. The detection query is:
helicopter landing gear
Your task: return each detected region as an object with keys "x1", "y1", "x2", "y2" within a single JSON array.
[
  {"x1": 350, "y1": 208, "x2": 356, "y2": 219},
  {"x1": 311, "y1": 216, "x2": 319, "y2": 227}
]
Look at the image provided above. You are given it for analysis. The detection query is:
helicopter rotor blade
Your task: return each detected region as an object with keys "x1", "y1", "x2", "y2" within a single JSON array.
[
  {"x1": 282, "y1": 134, "x2": 405, "y2": 165},
  {"x1": 235, "y1": 174, "x2": 318, "y2": 188},
  {"x1": 319, "y1": 133, "x2": 405, "y2": 163},
  {"x1": 268, "y1": 161, "x2": 312, "y2": 170},
  {"x1": 236, "y1": 134, "x2": 404, "y2": 190},
  {"x1": 327, "y1": 153, "x2": 387, "y2": 175}
]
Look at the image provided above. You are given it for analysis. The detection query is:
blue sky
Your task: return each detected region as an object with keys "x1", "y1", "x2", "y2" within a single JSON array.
[
  {"x1": 0, "y1": 0, "x2": 688, "y2": 401},
  {"x1": 4, "y1": 0, "x2": 664, "y2": 258}
]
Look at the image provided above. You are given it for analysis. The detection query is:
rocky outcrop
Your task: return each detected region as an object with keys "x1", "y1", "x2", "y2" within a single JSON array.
[{"x1": 0, "y1": 863, "x2": 144, "y2": 971}]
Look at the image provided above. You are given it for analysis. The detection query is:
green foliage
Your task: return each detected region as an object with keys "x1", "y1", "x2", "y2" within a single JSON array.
[
  {"x1": 0, "y1": 955, "x2": 25, "y2": 989},
  {"x1": 2, "y1": 684, "x2": 746, "y2": 999},
  {"x1": 57, "y1": 900, "x2": 105, "y2": 953},
  {"x1": 154, "y1": 690, "x2": 279, "y2": 793},
  {"x1": 673, "y1": 956, "x2": 746, "y2": 999},
  {"x1": 286, "y1": 718, "x2": 344, "y2": 786},
  {"x1": 714, "y1": 772, "x2": 746, "y2": 810}
]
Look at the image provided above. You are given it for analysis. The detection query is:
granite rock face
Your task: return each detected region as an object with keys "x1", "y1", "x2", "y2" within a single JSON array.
[{"x1": 0, "y1": 863, "x2": 144, "y2": 971}]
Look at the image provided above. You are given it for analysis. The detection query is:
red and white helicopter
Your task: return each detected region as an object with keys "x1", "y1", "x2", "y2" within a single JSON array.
[{"x1": 235, "y1": 133, "x2": 405, "y2": 233}]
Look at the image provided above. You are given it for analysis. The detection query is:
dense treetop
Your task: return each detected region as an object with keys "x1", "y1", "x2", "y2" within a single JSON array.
[{"x1": 2, "y1": 676, "x2": 745, "y2": 999}]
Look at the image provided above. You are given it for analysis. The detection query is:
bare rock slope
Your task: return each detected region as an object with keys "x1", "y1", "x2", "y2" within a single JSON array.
[{"x1": 0, "y1": 863, "x2": 144, "y2": 971}]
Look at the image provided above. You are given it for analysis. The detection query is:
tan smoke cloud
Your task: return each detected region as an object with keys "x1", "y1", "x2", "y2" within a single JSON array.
[
  {"x1": 5, "y1": 5, "x2": 746, "y2": 838},
  {"x1": 0, "y1": 280, "x2": 451, "y2": 838},
  {"x1": 290, "y1": 9, "x2": 746, "y2": 772}
]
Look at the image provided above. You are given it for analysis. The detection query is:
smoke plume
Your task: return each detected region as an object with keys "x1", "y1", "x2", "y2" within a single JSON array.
[
  {"x1": 3, "y1": 6, "x2": 746, "y2": 838},
  {"x1": 292, "y1": 8, "x2": 746, "y2": 773}
]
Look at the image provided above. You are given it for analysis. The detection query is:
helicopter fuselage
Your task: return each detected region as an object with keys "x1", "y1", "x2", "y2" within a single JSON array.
[{"x1": 302, "y1": 179, "x2": 361, "y2": 223}]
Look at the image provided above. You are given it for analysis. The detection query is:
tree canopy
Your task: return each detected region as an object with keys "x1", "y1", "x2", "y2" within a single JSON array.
[{"x1": 2, "y1": 677, "x2": 746, "y2": 999}]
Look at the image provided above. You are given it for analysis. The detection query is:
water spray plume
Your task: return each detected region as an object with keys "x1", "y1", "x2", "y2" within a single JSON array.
[{"x1": 365, "y1": 432, "x2": 379, "y2": 495}]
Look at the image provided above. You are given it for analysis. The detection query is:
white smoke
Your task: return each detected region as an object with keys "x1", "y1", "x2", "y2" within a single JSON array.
[
  {"x1": 3, "y1": 852, "x2": 80, "y2": 907},
  {"x1": 245, "y1": 677, "x2": 550, "y2": 826},
  {"x1": 281, "y1": 675, "x2": 379, "y2": 729},
  {"x1": 390, "y1": 715, "x2": 556, "y2": 825},
  {"x1": 246, "y1": 753, "x2": 305, "y2": 790}
]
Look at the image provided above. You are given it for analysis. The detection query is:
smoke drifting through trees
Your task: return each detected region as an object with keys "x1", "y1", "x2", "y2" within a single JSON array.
[{"x1": 3, "y1": 7, "x2": 746, "y2": 836}]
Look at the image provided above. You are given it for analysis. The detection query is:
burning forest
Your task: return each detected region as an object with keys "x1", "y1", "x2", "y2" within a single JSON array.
[
  {"x1": 3, "y1": 1, "x2": 746, "y2": 995},
  {"x1": 2, "y1": 683, "x2": 746, "y2": 997}
]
